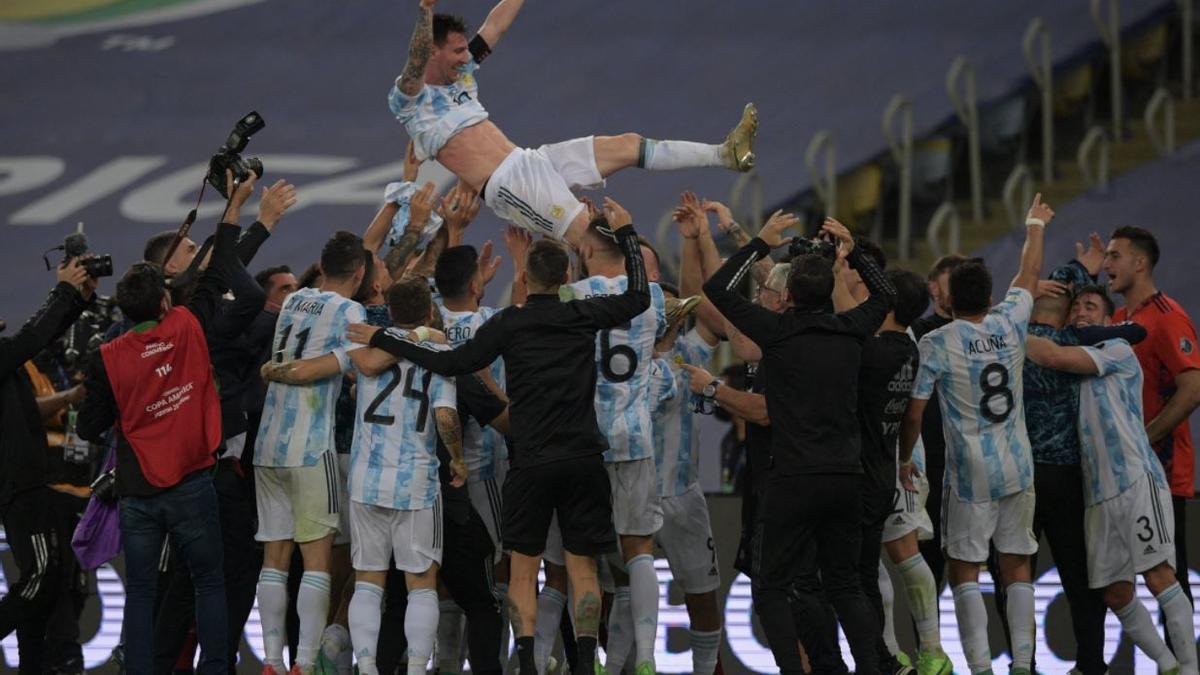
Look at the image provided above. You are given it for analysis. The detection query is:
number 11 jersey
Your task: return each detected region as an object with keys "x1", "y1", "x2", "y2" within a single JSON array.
[
  {"x1": 912, "y1": 287, "x2": 1035, "y2": 502},
  {"x1": 255, "y1": 288, "x2": 367, "y2": 468}
]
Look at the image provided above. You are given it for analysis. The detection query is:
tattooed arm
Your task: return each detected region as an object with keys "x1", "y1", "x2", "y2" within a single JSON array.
[
  {"x1": 396, "y1": 0, "x2": 436, "y2": 97},
  {"x1": 435, "y1": 407, "x2": 467, "y2": 486}
]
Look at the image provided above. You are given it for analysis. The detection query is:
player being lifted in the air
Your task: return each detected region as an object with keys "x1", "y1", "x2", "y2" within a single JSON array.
[{"x1": 389, "y1": 0, "x2": 758, "y2": 248}]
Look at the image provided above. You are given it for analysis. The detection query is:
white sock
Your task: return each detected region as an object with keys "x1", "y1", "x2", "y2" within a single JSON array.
[
  {"x1": 406, "y1": 588, "x2": 440, "y2": 675},
  {"x1": 436, "y1": 599, "x2": 465, "y2": 674},
  {"x1": 952, "y1": 582, "x2": 991, "y2": 674},
  {"x1": 257, "y1": 568, "x2": 290, "y2": 670},
  {"x1": 628, "y1": 554, "x2": 660, "y2": 670},
  {"x1": 321, "y1": 623, "x2": 352, "y2": 669},
  {"x1": 348, "y1": 581, "x2": 385, "y2": 675},
  {"x1": 898, "y1": 553, "x2": 942, "y2": 653},
  {"x1": 534, "y1": 586, "x2": 567, "y2": 673},
  {"x1": 495, "y1": 582, "x2": 512, "y2": 669},
  {"x1": 878, "y1": 560, "x2": 899, "y2": 657},
  {"x1": 1116, "y1": 596, "x2": 1177, "y2": 671},
  {"x1": 689, "y1": 628, "x2": 722, "y2": 675},
  {"x1": 1005, "y1": 582, "x2": 1036, "y2": 671},
  {"x1": 1158, "y1": 582, "x2": 1198, "y2": 674},
  {"x1": 638, "y1": 139, "x2": 724, "y2": 171},
  {"x1": 296, "y1": 571, "x2": 332, "y2": 667},
  {"x1": 605, "y1": 586, "x2": 633, "y2": 673}
]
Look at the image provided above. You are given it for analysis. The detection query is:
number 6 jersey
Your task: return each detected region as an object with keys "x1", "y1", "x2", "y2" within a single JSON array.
[
  {"x1": 912, "y1": 287, "x2": 1035, "y2": 502},
  {"x1": 254, "y1": 288, "x2": 367, "y2": 468}
]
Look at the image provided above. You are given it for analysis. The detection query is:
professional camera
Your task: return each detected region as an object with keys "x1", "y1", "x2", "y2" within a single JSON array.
[
  {"x1": 788, "y1": 234, "x2": 837, "y2": 260},
  {"x1": 45, "y1": 231, "x2": 113, "y2": 279},
  {"x1": 206, "y1": 111, "x2": 265, "y2": 198}
]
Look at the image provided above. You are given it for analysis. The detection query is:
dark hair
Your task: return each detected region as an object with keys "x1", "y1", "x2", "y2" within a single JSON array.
[
  {"x1": 116, "y1": 262, "x2": 167, "y2": 323},
  {"x1": 786, "y1": 254, "x2": 835, "y2": 309},
  {"x1": 320, "y1": 231, "x2": 366, "y2": 281},
  {"x1": 254, "y1": 265, "x2": 292, "y2": 292},
  {"x1": 1073, "y1": 283, "x2": 1116, "y2": 317},
  {"x1": 298, "y1": 262, "x2": 322, "y2": 289},
  {"x1": 638, "y1": 236, "x2": 661, "y2": 268},
  {"x1": 526, "y1": 239, "x2": 570, "y2": 288},
  {"x1": 143, "y1": 230, "x2": 178, "y2": 266},
  {"x1": 352, "y1": 250, "x2": 377, "y2": 303},
  {"x1": 434, "y1": 245, "x2": 479, "y2": 301},
  {"x1": 928, "y1": 253, "x2": 969, "y2": 281},
  {"x1": 855, "y1": 236, "x2": 887, "y2": 271},
  {"x1": 948, "y1": 260, "x2": 992, "y2": 315},
  {"x1": 387, "y1": 276, "x2": 432, "y2": 327},
  {"x1": 433, "y1": 13, "x2": 468, "y2": 45},
  {"x1": 584, "y1": 215, "x2": 623, "y2": 259},
  {"x1": 888, "y1": 270, "x2": 930, "y2": 327},
  {"x1": 1111, "y1": 226, "x2": 1160, "y2": 268}
]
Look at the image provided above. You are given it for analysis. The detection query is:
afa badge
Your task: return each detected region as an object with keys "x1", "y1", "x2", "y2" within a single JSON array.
[
  {"x1": 1181, "y1": 337, "x2": 1194, "y2": 355},
  {"x1": 550, "y1": 205, "x2": 565, "y2": 219}
]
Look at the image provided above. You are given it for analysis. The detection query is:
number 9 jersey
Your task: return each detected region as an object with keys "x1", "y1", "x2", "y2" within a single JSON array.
[
  {"x1": 563, "y1": 277, "x2": 667, "y2": 462},
  {"x1": 255, "y1": 288, "x2": 367, "y2": 468},
  {"x1": 912, "y1": 287, "x2": 1035, "y2": 502}
]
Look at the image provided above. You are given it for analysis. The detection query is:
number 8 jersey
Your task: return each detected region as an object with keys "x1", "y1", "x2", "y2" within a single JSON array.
[
  {"x1": 255, "y1": 288, "x2": 367, "y2": 468},
  {"x1": 563, "y1": 276, "x2": 667, "y2": 462},
  {"x1": 912, "y1": 287, "x2": 1035, "y2": 502}
]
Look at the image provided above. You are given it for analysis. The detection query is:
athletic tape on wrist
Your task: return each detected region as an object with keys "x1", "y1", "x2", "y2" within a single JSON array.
[{"x1": 1026, "y1": 217, "x2": 1046, "y2": 227}]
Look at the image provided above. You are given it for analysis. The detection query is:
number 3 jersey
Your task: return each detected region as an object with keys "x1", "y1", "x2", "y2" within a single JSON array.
[
  {"x1": 912, "y1": 287, "x2": 1035, "y2": 502},
  {"x1": 563, "y1": 276, "x2": 666, "y2": 463},
  {"x1": 255, "y1": 288, "x2": 367, "y2": 468},
  {"x1": 350, "y1": 334, "x2": 456, "y2": 511}
]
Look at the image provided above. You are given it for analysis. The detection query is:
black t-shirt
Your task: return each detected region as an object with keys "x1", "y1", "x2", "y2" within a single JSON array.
[
  {"x1": 743, "y1": 363, "x2": 772, "y2": 495},
  {"x1": 857, "y1": 331, "x2": 919, "y2": 501},
  {"x1": 436, "y1": 374, "x2": 506, "y2": 525}
]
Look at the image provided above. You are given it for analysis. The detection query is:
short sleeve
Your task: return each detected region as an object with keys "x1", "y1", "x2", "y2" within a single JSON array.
[
  {"x1": 911, "y1": 336, "x2": 942, "y2": 400},
  {"x1": 332, "y1": 302, "x2": 368, "y2": 373},
  {"x1": 996, "y1": 287, "x2": 1033, "y2": 334},
  {"x1": 1153, "y1": 311, "x2": 1200, "y2": 378},
  {"x1": 650, "y1": 283, "x2": 668, "y2": 339},
  {"x1": 388, "y1": 84, "x2": 427, "y2": 123},
  {"x1": 431, "y1": 372, "x2": 457, "y2": 410},
  {"x1": 1082, "y1": 340, "x2": 1136, "y2": 378}
]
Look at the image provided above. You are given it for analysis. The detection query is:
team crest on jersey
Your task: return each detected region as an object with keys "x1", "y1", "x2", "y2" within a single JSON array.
[
  {"x1": 550, "y1": 205, "x2": 565, "y2": 219},
  {"x1": 1181, "y1": 337, "x2": 1194, "y2": 355}
]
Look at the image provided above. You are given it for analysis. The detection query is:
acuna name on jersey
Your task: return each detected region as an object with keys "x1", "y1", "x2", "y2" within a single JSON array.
[{"x1": 967, "y1": 334, "x2": 1008, "y2": 355}]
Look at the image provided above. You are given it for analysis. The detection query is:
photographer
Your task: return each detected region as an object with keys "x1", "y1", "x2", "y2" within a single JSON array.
[
  {"x1": 704, "y1": 215, "x2": 895, "y2": 675},
  {"x1": 75, "y1": 172, "x2": 254, "y2": 675},
  {"x1": 0, "y1": 259, "x2": 95, "y2": 673}
]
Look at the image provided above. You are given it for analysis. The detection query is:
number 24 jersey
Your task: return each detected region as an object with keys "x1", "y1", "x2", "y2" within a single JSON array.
[{"x1": 912, "y1": 287, "x2": 1035, "y2": 502}]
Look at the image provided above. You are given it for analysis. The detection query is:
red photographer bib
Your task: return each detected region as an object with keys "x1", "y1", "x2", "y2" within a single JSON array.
[{"x1": 100, "y1": 307, "x2": 220, "y2": 487}]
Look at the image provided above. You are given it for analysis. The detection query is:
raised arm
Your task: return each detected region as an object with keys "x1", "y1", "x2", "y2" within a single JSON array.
[
  {"x1": 1025, "y1": 335, "x2": 1099, "y2": 375},
  {"x1": 1010, "y1": 193, "x2": 1052, "y2": 294},
  {"x1": 0, "y1": 265, "x2": 89, "y2": 375},
  {"x1": 704, "y1": 211, "x2": 798, "y2": 348},
  {"x1": 827, "y1": 219, "x2": 895, "y2": 335},
  {"x1": 502, "y1": 225, "x2": 531, "y2": 306},
  {"x1": 476, "y1": 0, "x2": 525, "y2": 50},
  {"x1": 702, "y1": 198, "x2": 772, "y2": 284},
  {"x1": 396, "y1": 0, "x2": 437, "y2": 97},
  {"x1": 575, "y1": 199, "x2": 652, "y2": 329}
]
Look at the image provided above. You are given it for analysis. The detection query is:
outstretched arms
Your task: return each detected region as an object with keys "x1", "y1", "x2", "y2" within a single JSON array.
[
  {"x1": 397, "y1": 0, "x2": 437, "y2": 97},
  {"x1": 1010, "y1": 193, "x2": 1053, "y2": 295},
  {"x1": 476, "y1": 0, "x2": 526, "y2": 50}
]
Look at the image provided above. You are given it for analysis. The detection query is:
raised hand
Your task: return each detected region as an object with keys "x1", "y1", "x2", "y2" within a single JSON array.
[
  {"x1": 758, "y1": 209, "x2": 801, "y2": 249},
  {"x1": 441, "y1": 182, "x2": 481, "y2": 239},
  {"x1": 1026, "y1": 192, "x2": 1054, "y2": 226},
  {"x1": 57, "y1": 258, "x2": 89, "y2": 292},
  {"x1": 1075, "y1": 232, "x2": 1106, "y2": 276},
  {"x1": 503, "y1": 225, "x2": 532, "y2": 270},
  {"x1": 258, "y1": 179, "x2": 298, "y2": 228},
  {"x1": 410, "y1": 181, "x2": 437, "y2": 226},
  {"x1": 672, "y1": 191, "x2": 707, "y2": 239},
  {"x1": 701, "y1": 199, "x2": 735, "y2": 231},
  {"x1": 602, "y1": 197, "x2": 633, "y2": 230},
  {"x1": 819, "y1": 217, "x2": 854, "y2": 255},
  {"x1": 478, "y1": 240, "x2": 502, "y2": 286}
]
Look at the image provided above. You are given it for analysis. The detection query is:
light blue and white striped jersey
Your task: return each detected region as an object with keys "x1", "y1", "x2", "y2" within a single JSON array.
[
  {"x1": 1077, "y1": 339, "x2": 1169, "y2": 506},
  {"x1": 349, "y1": 334, "x2": 456, "y2": 511},
  {"x1": 441, "y1": 305, "x2": 508, "y2": 482},
  {"x1": 652, "y1": 329, "x2": 715, "y2": 496},
  {"x1": 383, "y1": 181, "x2": 444, "y2": 251},
  {"x1": 388, "y1": 60, "x2": 487, "y2": 162},
  {"x1": 255, "y1": 289, "x2": 366, "y2": 468},
  {"x1": 912, "y1": 287, "x2": 1035, "y2": 502},
  {"x1": 564, "y1": 277, "x2": 667, "y2": 462}
]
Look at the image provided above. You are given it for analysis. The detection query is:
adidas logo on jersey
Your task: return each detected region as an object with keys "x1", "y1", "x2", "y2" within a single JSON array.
[
  {"x1": 709, "y1": 567, "x2": 719, "y2": 577},
  {"x1": 892, "y1": 516, "x2": 905, "y2": 525},
  {"x1": 1144, "y1": 544, "x2": 1157, "y2": 555}
]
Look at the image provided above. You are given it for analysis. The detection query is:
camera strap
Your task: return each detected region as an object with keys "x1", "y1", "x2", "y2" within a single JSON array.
[{"x1": 160, "y1": 173, "x2": 208, "y2": 271}]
